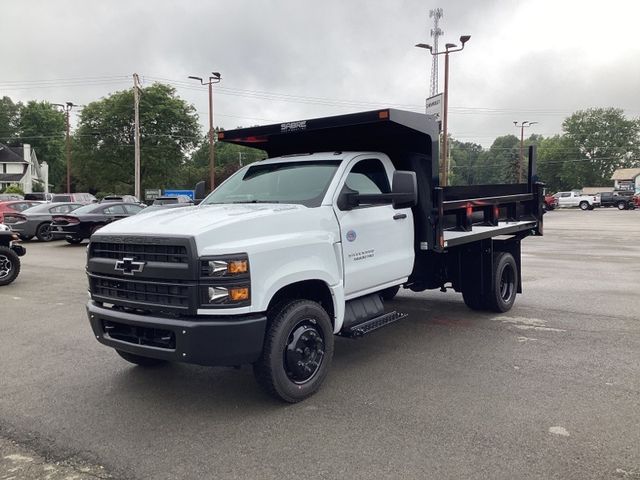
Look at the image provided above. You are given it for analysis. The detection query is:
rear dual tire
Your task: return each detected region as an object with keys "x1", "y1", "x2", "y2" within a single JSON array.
[{"x1": 462, "y1": 252, "x2": 518, "y2": 313}]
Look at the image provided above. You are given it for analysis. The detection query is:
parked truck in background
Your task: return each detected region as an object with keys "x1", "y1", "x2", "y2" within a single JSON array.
[
  {"x1": 599, "y1": 191, "x2": 636, "y2": 210},
  {"x1": 85, "y1": 109, "x2": 543, "y2": 402},
  {"x1": 554, "y1": 191, "x2": 600, "y2": 210}
]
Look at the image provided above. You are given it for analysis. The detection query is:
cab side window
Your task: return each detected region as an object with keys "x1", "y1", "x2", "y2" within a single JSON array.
[{"x1": 345, "y1": 159, "x2": 390, "y2": 195}]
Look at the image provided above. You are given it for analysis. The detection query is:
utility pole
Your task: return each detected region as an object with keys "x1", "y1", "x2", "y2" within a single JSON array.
[
  {"x1": 188, "y1": 72, "x2": 222, "y2": 191},
  {"x1": 55, "y1": 102, "x2": 75, "y2": 193},
  {"x1": 428, "y1": 8, "x2": 444, "y2": 99},
  {"x1": 416, "y1": 35, "x2": 471, "y2": 186},
  {"x1": 513, "y1": 121, "x2": 538, "y2": 183},
  {"x1": 133, "y1": 73, "x2": 142, "y2": 200}
]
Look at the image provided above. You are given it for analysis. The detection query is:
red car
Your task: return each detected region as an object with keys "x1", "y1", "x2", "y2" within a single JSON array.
[
  {"x1": 633, "y1": 194, "x2": 640, "y2": 208},
  {"x1": 0, "y1": 200, "x2": 43, "y2": 223},
  {"x1": 543, "y1": 194, "x2": 558, "y2": 211}
]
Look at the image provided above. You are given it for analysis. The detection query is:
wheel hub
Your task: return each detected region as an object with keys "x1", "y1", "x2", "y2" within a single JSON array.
[
  {"x1": 0, "y1": 254, "x2": 12, "y2": 279},
  {"x1": 500, "y1": 264, "x2": 514, "y2": 301},
  {"x1": 284, "y1": 321, "x2": 325, "y2": 384}
]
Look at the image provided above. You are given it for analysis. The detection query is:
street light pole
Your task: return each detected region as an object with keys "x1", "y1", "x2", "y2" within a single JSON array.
[
  {"x1": 189, "y1": 72, "x2": 221, "y2": 191},
  {"x1": 416, "y1": 35, "x2": 470, "y2": 186},
  {"x1": 513, "y1": 121, "x2": 538, "y2": 183},
  {"x1": 55, "y1": 102, "x2": 75, "y2": 193}
]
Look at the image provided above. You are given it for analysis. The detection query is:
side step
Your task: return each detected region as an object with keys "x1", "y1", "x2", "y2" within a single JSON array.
[{"x1": 342, "y1": 311, "x2": 408, "y2": 338}]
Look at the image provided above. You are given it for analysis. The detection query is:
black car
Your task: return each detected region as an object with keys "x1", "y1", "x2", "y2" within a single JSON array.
[
  {"x1": 51, "y1": 202, "x2": 145, "y2": 244},
  {"x1": 0, "y1": 224, "x2": 26, "y2": 286},
  {"x1": 599, "y1": 191, "x2": 636, "y2": 210}
]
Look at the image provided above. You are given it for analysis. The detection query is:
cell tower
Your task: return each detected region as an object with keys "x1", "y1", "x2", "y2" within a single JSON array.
[{"x1": 429, "y1": 8, "x2": 444, "y2": 97}]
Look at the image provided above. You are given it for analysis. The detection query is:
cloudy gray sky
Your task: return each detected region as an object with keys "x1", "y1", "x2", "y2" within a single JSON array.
[{"x1": 2, "y1": 0, "x2": 639, "y2": 146}]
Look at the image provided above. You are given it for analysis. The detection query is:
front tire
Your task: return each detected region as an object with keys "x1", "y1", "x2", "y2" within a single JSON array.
[
  {"x1": 485, "y1": 252, "x2": 518, "y2": 313},
  {"x1": 617, "y1": 202, "x2": 627, "y2": 210},
  {"x1": 579, "y1": 201, "x2": 589, "y2": 211},
  {"x1": 36, "y1": 222, "x2": 54, "y2": 242},
  {"x1": 0, "y1": 246, "x2": 20, "y2": 286},
  {"x1": 116, "y1": 350, "x2": 166, "y2": 367},
  {"x1": 253, "y1": 300, "x2": 334, "y2": 403}
]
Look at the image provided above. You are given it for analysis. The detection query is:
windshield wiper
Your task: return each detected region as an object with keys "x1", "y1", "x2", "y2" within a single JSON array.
[{"x1": 231, "y1": 200, "x2": 280, "y2": 204}]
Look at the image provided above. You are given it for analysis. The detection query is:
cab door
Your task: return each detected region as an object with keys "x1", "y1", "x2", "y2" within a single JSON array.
[{"x1": 333, "y1": 156, "x2": 414, "y2": 297}]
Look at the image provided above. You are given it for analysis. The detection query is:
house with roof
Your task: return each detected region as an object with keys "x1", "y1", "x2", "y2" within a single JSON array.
[
  {"x1": 611, "y1": 168, "x2": 640, "y2": 194},
  {"x1": 0, "y1": 143, "x2": 49, "y2": 193}
]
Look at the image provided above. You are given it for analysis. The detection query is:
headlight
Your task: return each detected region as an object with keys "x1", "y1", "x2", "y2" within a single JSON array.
[
  {"x1": 200, "y1": 254, "x2": 249, "y2": 278},
  {"x1": 199, "y1": 254, "x2": 251, "y2": 308}
]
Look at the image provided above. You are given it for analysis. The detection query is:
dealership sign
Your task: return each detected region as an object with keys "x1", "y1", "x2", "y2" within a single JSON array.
[{"x1": 425, "y1": 93, "x2": 443, "y2": 121}]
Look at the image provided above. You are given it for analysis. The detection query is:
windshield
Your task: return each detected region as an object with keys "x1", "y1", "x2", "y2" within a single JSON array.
[{"x1": 201, "y1": 160, "x2": 341, "y2": 207}]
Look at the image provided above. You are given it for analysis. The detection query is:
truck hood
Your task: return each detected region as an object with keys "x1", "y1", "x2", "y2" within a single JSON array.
[{"x1": 95, "y1": 203, "x2": 339, "y2": 254}]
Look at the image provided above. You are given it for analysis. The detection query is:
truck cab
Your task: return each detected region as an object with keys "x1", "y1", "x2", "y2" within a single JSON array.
[{"x1": 86, "y1": 109, "x2": 543, "y2": 402}]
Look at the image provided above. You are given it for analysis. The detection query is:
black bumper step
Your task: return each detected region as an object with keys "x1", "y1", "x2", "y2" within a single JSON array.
[{"x1": 343, "y1": 311, "x2": 408, "y2": 338}]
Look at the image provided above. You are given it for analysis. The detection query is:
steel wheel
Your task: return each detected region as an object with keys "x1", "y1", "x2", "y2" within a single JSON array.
[
  {"x1": 284, "y1": 319, "x2": 325, "y2": 385},
  {"x1": 499, "y1": 263, "x2": 515, "y2": 303}
]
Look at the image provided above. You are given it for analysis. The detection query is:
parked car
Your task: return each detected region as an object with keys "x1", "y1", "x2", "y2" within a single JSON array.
[
  {"x1": 633, "y1": 194, "x2": 640, "y2": 208},
  {"x1": 0, "y1": 200, "x2": 44, "y2": 223},
  {"x1": 599, "y1": 191, "x2": 636, "y2": 210},
  {"x1": 51, "y1": 202, "x2": 145, "y2": 244},
  {"x1": 101, "y1": 195, "x2": 143, "y2": 204},
  {"x1": 152, "y1": 195, "x2": 193, "y2": 206},
  {"x1": 51, "y1": 192, "x2": 97, "y2": 204},
  {"x1": 554, "y1": 191, "x2": 601, "y2": 210},
  {"x1": 3, "y1": 202, "x2": 83, "y2": 241},
  {"x1": 24, "y1": 192, "x2": 54, "y2": 202},
  {"x1": 0, "y1": 223, "x2": 26, "y2": 286},
  {"x1": 543, "y1": 193, "x2": 558, "y2": 211},
  {"x1": 0, "y1": 193, "x2": 24, "y2": 201}
]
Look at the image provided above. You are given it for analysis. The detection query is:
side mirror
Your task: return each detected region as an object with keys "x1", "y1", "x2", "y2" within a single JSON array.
[
  {"x1": 194, "y1": 181, "x2": 206, "y2": 205},
  {"x1": 336, "y1": 185, "x2": 360, "y2": 211},
  {"x1": 391, "y1": 171, "x2": 418, "y2": 209}
]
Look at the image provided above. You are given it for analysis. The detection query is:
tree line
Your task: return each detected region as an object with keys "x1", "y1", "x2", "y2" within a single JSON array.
[
  {"x1": 2, "y1": 85, "x2": 639, "y2": 195},
  {"x1": 450, "y1": 108, "x2": 640, "y2": 191}
]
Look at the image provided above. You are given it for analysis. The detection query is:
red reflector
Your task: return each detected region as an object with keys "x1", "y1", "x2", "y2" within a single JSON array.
[
  {"x1": 217, "y1": 132, "x2": 225, "y2": 140},
  {"x1": 466, "y1": 204, "x2": 473, "y2": 217},
  {"x1": 378, "y1": 110, "x2": 389, "y2": 119}
]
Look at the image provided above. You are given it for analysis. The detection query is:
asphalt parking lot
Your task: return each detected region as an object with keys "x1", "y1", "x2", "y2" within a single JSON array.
[{"x1": 1, "y1": 208, "x2": 639, "y2": 480}]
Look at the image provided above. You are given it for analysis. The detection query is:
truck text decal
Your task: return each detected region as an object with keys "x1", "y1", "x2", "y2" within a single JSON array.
[{"x1": 280, "y1": 121, "x2": 307, "y2": 132}]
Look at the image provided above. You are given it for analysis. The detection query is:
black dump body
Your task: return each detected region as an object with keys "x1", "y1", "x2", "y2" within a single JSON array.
[{"x1": 219, "y1": 108, "x2": 543, "y2": 257}]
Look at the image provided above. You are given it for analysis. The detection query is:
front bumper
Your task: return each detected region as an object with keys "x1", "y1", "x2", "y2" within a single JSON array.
[{"x1": 87, "y1": 301, "x2": 266, "y2": 366}]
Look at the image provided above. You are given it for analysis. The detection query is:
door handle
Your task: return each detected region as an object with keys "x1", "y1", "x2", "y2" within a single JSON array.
[{"x1": 393, "y1": 213, "x2": 407, "y2": 220}]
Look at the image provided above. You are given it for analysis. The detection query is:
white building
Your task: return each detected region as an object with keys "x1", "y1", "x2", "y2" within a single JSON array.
[
  {"x1": 0, "y1": 143, "x2": 49, "y2": 193},
  {"x1": 611, "y1": 168, "x2": 640, "y2": 194}
]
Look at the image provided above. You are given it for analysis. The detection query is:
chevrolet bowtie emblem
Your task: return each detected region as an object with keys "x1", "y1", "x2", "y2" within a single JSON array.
[{"x1": 114, "y1": 257, "x2": 145, "y2": 275}]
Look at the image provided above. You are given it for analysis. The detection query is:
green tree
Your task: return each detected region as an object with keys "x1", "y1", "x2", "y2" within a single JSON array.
[
  {"x1": 73, "y1": 83, "x2": 201, "y2": 194},
  {"x1": 449, "y1": 140, "x2": 484, "y2": 186},
  {"x1": 536, "y1": 135, "x2": 581, "y2": 192},
  {"x1": 562, "y1": 108, "x2": 640, "y2": 186},
  {"x1": 18, "y1": 101, "x2": 66, "y2": 190},
  {"x1": 0, "y1": 96, "x2": 22, "y2": 144}
]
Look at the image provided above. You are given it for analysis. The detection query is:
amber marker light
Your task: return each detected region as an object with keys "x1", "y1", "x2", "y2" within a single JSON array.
[
  {"x1": 229, "y1": 287, "x2": 250, "y2": 302},
  {"x1": 227, "y1": 259, "x2": 248, "y2": 274}
]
